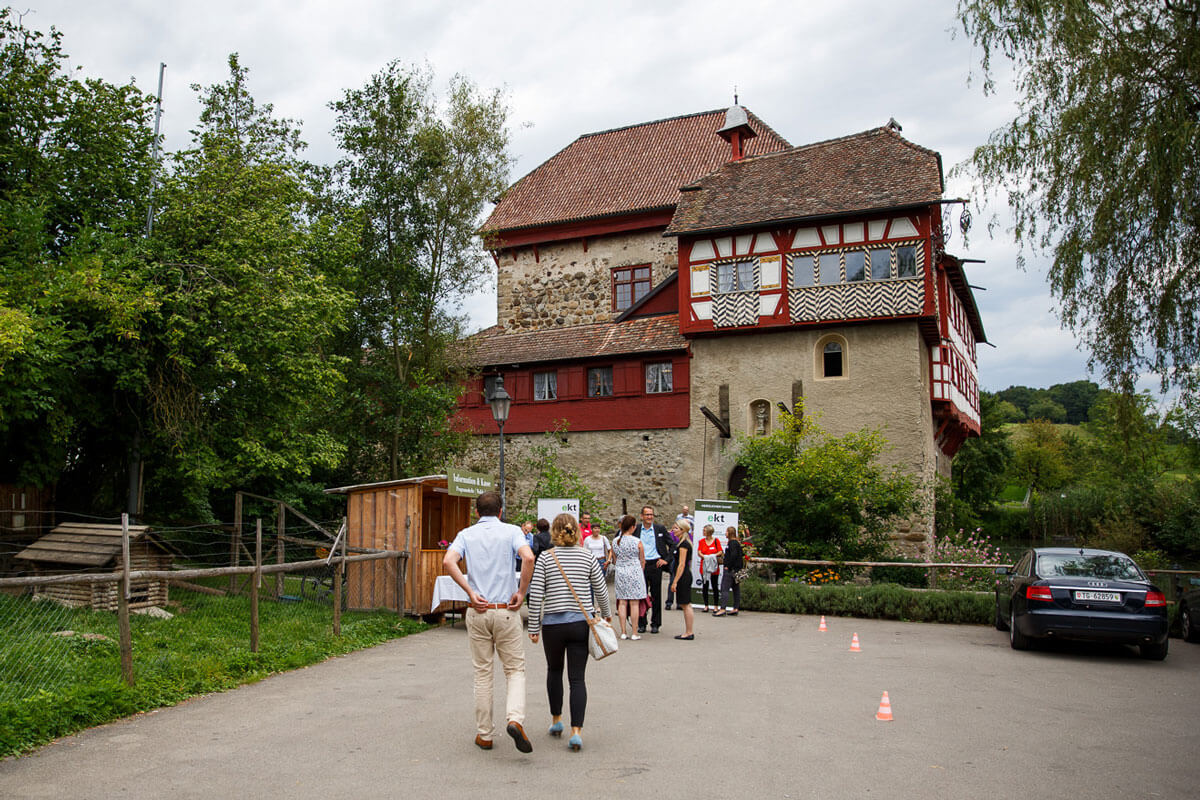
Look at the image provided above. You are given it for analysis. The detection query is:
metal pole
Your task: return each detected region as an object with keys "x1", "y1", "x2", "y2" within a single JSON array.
[
  {"x1": 146, "y1": 62, "x2": 165, "y2": 235},
  {"x1": 498, "y1": 420, "x2": 506, "y2": 519}
]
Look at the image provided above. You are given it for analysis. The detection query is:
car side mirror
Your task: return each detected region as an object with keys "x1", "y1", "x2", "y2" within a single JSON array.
[{"x1": 994, "y1": 566, "x2": 1012, "y2": 576}]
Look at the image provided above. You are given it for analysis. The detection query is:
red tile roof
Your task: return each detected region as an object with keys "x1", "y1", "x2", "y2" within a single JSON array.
[
  {"x1": 483, "y1": 109, "x2": 790, "y2": 234},
  {"x1": 462, "y1": 316, "x2": 686, "y2": 367},
  {"x1": 665, "y1": 127, "x2": 944, "y2": 236}
]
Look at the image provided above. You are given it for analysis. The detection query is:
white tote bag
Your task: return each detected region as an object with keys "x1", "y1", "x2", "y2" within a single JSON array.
[{"x1": 549, "y1": 551, "x2": 618, "y2": 661}]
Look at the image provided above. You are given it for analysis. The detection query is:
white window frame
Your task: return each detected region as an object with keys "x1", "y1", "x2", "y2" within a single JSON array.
[
  {"x1": 533, "y1": 371, "x2": 557, "y2": 401},
  {"x1": 645, "y1": 362, "x2": 673, "y2": 394}
]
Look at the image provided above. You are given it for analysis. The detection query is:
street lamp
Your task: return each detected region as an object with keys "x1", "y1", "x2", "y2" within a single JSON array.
[{"x1": 487, "y1": 375, "x2": 512, "y2": 518}]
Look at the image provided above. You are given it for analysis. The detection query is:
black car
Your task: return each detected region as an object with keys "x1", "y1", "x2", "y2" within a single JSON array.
[
  {"x1": 1179, "y1": 577, "x2": 1200, "y2": 643},
  {"x1": 994, "y1": 547, "x2": 1169, "y2": 660}
]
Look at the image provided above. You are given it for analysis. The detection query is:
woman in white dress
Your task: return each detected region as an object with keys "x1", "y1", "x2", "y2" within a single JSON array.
[{"x1": 610, "y1": 514, "x2": 646, "y2": 640}]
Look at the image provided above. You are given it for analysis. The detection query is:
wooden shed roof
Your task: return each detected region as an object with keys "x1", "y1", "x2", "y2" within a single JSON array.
[
  {"x1": 14, "y1": 523, "x2": 166, "y2": 568},
  {"x1": 324, "y1": 474, "x2": 450, "y2": 496}
]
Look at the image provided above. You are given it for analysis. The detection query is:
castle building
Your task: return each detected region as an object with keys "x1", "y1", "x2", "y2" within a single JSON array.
[{"x1": 456, "y1": 107, "x2": 985, "y2": 548}]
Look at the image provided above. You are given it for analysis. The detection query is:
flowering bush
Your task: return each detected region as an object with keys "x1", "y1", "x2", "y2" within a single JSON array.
[
  {"x1": 929, "y1": 527, "x2": 1007, "y2": 590},
  {"x1": 780, "y1": 566, "x2": 842, "y2": 585}
]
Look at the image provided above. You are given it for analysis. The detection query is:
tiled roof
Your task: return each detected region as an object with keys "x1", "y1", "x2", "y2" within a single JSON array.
[
  {"x1": 463, "y1": 316, "x2": 686, "y2": 367},
  {"x1": 665, "y1": 127, "x2": 944, "y2": 236},
  {"x1": 483, "y1": 109, "x2": 790, "y2": 234}
]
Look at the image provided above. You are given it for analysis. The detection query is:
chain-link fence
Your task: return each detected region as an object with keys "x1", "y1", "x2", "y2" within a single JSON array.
[{"x1": 0, "y1": 510, "x2": 408, "y2": 711}]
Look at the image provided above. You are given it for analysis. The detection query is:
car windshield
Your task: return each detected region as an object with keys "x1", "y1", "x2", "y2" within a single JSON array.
[{"x1": 1035, "y1": 553, "x2": 1144, "y2": 581}]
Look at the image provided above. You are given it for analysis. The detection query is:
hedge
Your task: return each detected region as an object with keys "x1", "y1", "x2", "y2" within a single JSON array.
[{"x1": 739, "y1": 579, "x2": 993, "y2": 624}]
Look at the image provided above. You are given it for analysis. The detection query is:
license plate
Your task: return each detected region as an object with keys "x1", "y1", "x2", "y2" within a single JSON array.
[{"x1": 1074, "y1": 590, "x2": 1120, "y2": 602}]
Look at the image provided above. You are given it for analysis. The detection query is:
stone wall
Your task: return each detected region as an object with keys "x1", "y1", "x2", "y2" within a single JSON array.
[
  {"x1": 460, "y1": 427, "x2": 689, "y2": 527},
  {"x1": 497, "y1": 230, "x2": 677, "y2": 331}
]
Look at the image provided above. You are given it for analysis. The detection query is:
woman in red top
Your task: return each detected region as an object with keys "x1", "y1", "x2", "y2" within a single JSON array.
[{"x1": 697, "y1": 524, "x2": 724, "y2": 612}]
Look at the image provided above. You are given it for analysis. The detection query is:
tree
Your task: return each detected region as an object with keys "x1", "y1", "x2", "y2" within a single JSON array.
[
  {"x1": 1011, "y1": 419, "x2": 1072, "y2": 492},
  {"x1": 1080, "y1": 390, "x2": 1169, "y2": 486},
  {"x1": 952, "y1": 393, "x2": 1014, "y2": 511},
  {"x1": 995, "y1": 385, "x2": 1037, "y2": 420},
  {"x1": 1047, "y1": 379, "x2": 1101, "y2": 425},
  {"x1": 1027, "y1": 398, "x2": 1067, "y2": 424},
  {"x1": 956, "y1": 1, "x2": 1200, "y2": 401},
  {"x1": 329, "y1": 62, "x2": 512, "y2": 481},
  {"x1": 141, "y1": 55, "x2": 357, "y2": 519},
  {"x1": 735, "y1": 406, "x2": 922, "y2": 562},
  {"x1": 0, "y1": 9, "x2": 158, "y2": 499}
]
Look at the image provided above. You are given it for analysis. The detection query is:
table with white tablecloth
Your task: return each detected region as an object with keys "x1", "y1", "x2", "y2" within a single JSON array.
[{"x1": 430, "y1": 574, "x2": 525, "y2": 614}]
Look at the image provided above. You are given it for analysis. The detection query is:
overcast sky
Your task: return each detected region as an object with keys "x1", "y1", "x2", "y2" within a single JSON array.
[{"x1": 19, "y1": 0, "x2": 1125, "y2": 393}]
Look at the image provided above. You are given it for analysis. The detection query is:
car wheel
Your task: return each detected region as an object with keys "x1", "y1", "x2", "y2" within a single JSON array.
[
  {"x1": 994, "y1": 596, "x2": 1009, "y2": 631},
  {"x1": 1182, "y1": 603, "x2": 1197, "y2": 643},
  {"x1": 1009, "y1": 608, "x2": 1030, "y2": 650},
  {"x1": 1139, "y1": 639, "x2": 1168, "y2": 660}
]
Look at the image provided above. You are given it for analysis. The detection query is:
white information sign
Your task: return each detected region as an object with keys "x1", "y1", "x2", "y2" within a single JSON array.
[
  {"x1": 536, "y1": 498, "x2": 580, "y2": 526},
  {"x1": 689, "y1": 499, "x2": 739, "y2": 589}
]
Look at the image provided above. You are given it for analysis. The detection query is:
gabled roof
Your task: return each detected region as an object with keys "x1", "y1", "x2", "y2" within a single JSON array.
[
  {"x1": 15, "y1": 523, "x2": 162, "y2": 567},
  {"x1": 483, "y1": 109, "x2": 790, "y2": 235},
  {"x1": 665, "y1": 127, "x2": 944, "y2": 236},
  {"x1": 463, "y1": 316, "x2": 686, "y2": 368}
]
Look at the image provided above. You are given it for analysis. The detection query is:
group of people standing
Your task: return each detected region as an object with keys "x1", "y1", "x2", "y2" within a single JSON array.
[{"x1": 442, "y1": 492, "x2": 746, "y2": 756}]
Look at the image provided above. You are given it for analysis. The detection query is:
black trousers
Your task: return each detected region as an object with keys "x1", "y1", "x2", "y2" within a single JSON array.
[
  {"x1": 702, "y1": 573, "x2": 720, "y2": 608},
  {"x1": 720, "y1": 569, "x2": 741, "y2": 610},
  {"x1": 664, "y1": 554, "x2": 678, "y2": 605},
  {"x1": 541, "y1": 621, "x2": 590, "y2": 728},
  {"x1": 638, "y1": 561, "x2": 664, "y2": 628}
]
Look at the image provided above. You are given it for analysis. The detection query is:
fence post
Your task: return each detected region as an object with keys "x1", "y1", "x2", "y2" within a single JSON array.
[
  {"x1": 231, "y1": 492, "x2": 242, "y2": 594},
  {"x1": 118, "y1": 513, "x2": 134, "y2": 686},
  {"x1": 275, "y1": 502, "x2": 285, "y2": 599},
  {"x1": 395, "y1": 552, "x2": 404, "y2": 619},
  {"x1": 251, "y1": 518, "x2": 261, "y2": 652}
]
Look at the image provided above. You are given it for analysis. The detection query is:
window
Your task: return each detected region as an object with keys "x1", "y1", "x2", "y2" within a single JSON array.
[
  {"x1": 896, "y1": 245, "x2": 918, "y2": 278},
  {"x1": 613, "y1": 265, "x2": 651, "y2": 311},
  {"x1": 818, "y1": 252, "x2": 841, "y2": 284},
  {"x1": 845, "y1": 251, "x2": 866, "y2": 282},
  {"x1": 822, "y1": 342, "x2": 844, "y2": 378},
  {"x1": 792, "y1": 254, "x2": 814, "y2": 287},
  {"x1": 869, "y1": 248, "x2": 891, "y2": 280},
  {"x1": 533, "y1": 371, "x2": 557, "y2": 401},
  {"x1": 715, "y1": 259, "x2": 755, "y2": 293},
  {"x1": 587, "y1": 366, "x2": 613, "y2": 397},
  {"x1": 645, "y1": 362, "x2": 673, "y2": 394},
  {"x1": 483, "y1": 375, "x2": 500, "y2": 402}
]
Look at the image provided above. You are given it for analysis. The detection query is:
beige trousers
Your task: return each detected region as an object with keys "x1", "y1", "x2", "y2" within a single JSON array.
[{"x1": 465, "y1": 607, "x2": 526, "y2": 738}]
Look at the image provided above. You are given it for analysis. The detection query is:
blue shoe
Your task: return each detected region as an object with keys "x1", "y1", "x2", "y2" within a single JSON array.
[
  {"x1": 568, "y1": 734, "x2": 582, "y2": 751},
  {"x1": 548, "y1": 721, "x2": 563, "y2": 737}
]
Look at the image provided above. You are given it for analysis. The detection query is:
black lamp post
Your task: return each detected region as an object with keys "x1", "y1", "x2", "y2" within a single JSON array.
[{"x1": 487, "y1": 375, "x2": 512, "y2": 517}]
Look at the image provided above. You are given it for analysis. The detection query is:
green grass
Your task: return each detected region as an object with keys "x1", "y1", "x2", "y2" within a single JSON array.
[{"x1": 0, "y1": 588, "x2": 426, "y2": 758}]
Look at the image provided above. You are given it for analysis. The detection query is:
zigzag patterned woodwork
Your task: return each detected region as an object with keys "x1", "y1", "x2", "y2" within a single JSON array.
[
  {"x1": 712, "y1": 291, "x2": 760, "y2": 328},
  {"x1": 788, "y1": 278, "x2": 923, "y2": 324}
]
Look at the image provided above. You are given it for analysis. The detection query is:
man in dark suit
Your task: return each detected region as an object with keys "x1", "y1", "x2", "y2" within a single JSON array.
[{"x1": 634, "y1": 505, "x2": 673, "y2": 634}]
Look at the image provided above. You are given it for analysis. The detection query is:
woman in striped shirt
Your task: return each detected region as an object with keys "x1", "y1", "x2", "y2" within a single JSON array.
[{"x1": 527, "y1": 513, "x2": 612, "y2": 751}]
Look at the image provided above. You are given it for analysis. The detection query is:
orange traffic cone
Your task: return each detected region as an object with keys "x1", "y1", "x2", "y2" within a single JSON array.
[
  {"x1": 850, "y1": 632, "x2": 861, "y2": 652},
  {"x1": 818, "y1": 615, "x2": 827, "y2": 632},
  {"x1": 876, "y1": 691, "x2": 893, "y2": 721}
]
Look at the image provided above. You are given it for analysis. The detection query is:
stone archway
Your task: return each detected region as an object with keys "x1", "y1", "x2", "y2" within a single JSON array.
[{"x1": 727, "y1": 464, "x2": 748, "y2": 498}]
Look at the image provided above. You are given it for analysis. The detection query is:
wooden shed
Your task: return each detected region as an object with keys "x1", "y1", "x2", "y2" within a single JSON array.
[
  {"x1": 325, "y1": 475, "x2": 472, "y2": 614},
  {"x1": 14, "y1": 523, "x2": 173, "y2": 611},
  {"x1": 1, "y1": 484, "x2": 56, "y2": 576}
]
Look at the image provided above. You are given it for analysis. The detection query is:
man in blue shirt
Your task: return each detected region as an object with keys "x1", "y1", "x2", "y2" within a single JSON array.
[
  {"x1": 444, "y1": 491, "x2": 536, "y2": 753},
  {"x1": 635, "y1": 505, "x2": 672, "y2": 634}
]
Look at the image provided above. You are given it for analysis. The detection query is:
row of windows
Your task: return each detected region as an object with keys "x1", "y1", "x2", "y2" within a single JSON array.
[
  {"x1": 489, "y1": 362, "x2": 674, "y2": 403},
  {"x1": 706, "y1": 242, "x2": 921, "y2": 295},
  {"x1": 793, "y1": 243, "x2": 919, "y2": 287}
]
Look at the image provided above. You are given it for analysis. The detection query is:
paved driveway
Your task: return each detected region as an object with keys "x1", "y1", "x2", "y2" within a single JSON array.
[{"x1": 2, "y1": 610, "x2": 1197, "y2": 799}]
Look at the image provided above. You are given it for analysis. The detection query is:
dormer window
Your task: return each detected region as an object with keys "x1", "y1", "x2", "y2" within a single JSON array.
[{"x1": 612, "y1": 265, "x2": 651, "y2": 311}]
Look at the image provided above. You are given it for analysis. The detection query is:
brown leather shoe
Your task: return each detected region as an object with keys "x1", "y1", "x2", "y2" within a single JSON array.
[
  {"x1": 506, "y1": 721, "x2": 533, "y2": 753},
  {"x1": 474, "y1": 735, "x2": 493, "y2": 750}
]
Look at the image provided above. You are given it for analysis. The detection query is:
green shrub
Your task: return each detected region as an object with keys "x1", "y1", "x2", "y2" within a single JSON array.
[
  {"x1": 869, "y1": 561, "x2": 929, "y2": 588},
  {"x1": 739, "y1": 579, "x2": 993, "y2": 625}
]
